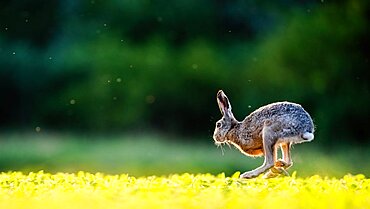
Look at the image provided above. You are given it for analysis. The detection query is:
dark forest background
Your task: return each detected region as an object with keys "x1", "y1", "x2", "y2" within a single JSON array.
[{"x1": 0, "y1": 0, "x2": 369, "y2": 146}]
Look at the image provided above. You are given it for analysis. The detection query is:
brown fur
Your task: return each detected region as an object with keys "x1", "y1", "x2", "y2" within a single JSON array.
[
  {"x1": 226, "y1": 123, "x2": 264, "y2": 156},
  {"x1": 213, "y1": 90, "x2": 314, "y2": 179}
]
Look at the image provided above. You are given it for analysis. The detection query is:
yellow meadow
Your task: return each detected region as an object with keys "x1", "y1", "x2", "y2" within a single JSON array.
[{"x1": 0, "y1": 171, "x2": 369, "y2": 209}]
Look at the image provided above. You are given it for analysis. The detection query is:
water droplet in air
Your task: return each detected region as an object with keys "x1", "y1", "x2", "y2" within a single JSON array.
[
  {"x1": 12, "y1": 52, "x2": 16, "y2": 55},
  {"x1": 146, "y1": 95, "x2": 155, "y2": 104},
  {"x1": 248, "y1": 105, "x2": 252, "y2": 108},
  {"x1": 70, "y1": 99, "x2": 76, "y2": 105},
  {"x1": 116, "y1": 78, "x2": 122, "y2": 83}
]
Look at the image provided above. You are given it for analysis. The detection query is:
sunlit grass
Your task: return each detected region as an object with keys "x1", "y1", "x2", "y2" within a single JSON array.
[
  {"x1": 0, "y1": 133, "x2": 369, "y2": 177},
  {"x1": 0, "y1": 134, "x2": 369, "y2": 208},
  {"x1": 0, "y1": 171, "x2": 369, "y2": 209}
]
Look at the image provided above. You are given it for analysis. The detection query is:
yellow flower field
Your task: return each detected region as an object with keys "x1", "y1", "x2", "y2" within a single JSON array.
[{"x1": 0, "y1": 171, "x2": 369, "y2": 209}]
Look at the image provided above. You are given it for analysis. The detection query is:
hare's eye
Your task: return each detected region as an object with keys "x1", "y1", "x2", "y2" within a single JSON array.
[{"x1": 216, "y1": 122, "x2": 222, "y2": 128}]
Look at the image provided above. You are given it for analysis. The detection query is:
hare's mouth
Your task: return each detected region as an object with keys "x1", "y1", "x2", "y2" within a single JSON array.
[
  {"x1": 213, "y1": 136, "x2": 227, "y2": 145},
  {"x1": 214, "y1": 140, "x2": 224, "y2": 146},
  {"x1": 214, "y1": 140, "x2": 232, "y2": 155}
]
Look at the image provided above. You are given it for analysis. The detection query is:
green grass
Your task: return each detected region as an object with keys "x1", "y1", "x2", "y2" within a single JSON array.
[
  {"x1": 0, "y1": 133, "x2": 369, "y2": 209},
  {"x1": 0, "y1": 133, "x2": 369, "y2": 178}
]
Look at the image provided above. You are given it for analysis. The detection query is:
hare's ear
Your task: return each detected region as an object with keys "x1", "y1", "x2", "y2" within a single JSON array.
[{"x1": 217, "y1": 90, "x2": 234, "y2": 119}]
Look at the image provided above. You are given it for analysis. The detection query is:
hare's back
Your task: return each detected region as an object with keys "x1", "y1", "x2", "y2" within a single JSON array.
[{"x1": 248, "y1": 102, "x2": 314, "y2": 135}]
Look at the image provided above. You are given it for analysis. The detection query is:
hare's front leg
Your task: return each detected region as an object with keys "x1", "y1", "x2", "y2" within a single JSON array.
[{"x1": 240, "y1": 122, "x2": 277, "y2": 179}]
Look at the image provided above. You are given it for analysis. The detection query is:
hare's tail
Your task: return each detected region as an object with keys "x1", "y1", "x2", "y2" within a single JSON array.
[{"x1": 302, "y1": 132, "x2": 314, "y2": 141}]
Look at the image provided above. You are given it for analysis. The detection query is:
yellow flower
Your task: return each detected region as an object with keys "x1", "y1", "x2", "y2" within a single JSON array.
[{"x1": 0, "y1": 172, "x2": 368, "y2": 209}]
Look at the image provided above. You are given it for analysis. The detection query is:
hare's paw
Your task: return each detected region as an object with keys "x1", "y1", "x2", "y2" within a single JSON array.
[
  {"x1": 275, "y1": 159, "x2": 292, "y2": 169},
  {"x1": 273, "y1": 166, "x2": 290, "y2": 176},
  {"x1": 263, "y1": 170, "x2": 279, "y2": 179},
  {"x1": 240, "y1": 171, "x2": 260, "y2": 179},
  {"x1": 264, "y1": 166, "x2": 290, "y2": 178}
]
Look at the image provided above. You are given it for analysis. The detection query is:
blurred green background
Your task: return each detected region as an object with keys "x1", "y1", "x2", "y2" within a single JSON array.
[{"x1": 0, "y1": 0, "x2": 369, "y2": 177}]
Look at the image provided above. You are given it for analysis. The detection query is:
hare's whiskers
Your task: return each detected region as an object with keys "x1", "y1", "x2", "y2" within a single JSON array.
[
  {"x1": 217, "y1": 143, "x2": 225, "y2": 155},
  {"x1": 225, "y1": 141, "x2": 232, "y2": 149},
  {"x1": 221, "y1": 144, "x2": 225, "y2": 155}
]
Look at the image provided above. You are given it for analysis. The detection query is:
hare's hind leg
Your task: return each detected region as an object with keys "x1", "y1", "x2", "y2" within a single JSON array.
[
  {"x1": 273, "y1": 143, "x2": 293, "y2": 169},
  {"x1": 240, "y1": 121, "x2": 277, "y2": 179},
  {"x1": 278, "y1": 143, "x2": 293, "y2": 169},
  {"x1": 264, "y1": 143, "x2": 292, "y2": 178}
]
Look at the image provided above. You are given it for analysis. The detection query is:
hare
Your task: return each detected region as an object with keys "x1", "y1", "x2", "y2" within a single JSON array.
[{"x1": 213, "y1": 90, "x2": 314, "y2": 179}]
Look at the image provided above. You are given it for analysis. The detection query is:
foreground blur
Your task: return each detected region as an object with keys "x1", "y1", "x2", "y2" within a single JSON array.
[{"x1": 0, "y1": 171, "x2": 369, "y2": 209}]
